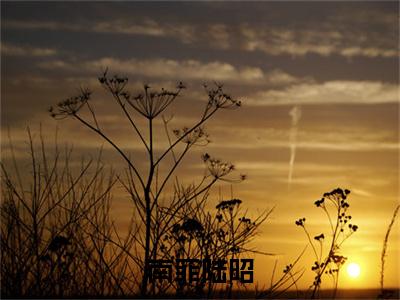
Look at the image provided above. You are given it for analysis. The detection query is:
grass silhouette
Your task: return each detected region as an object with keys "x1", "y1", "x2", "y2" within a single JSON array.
[
  {"x1": 1, "y1": 73, "x2": 398, "y2": 299},
  {"x1": 379, "y1": 205, "x2": 399, "y2": 299}
]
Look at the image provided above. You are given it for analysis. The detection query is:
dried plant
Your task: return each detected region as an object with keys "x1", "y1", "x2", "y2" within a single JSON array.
[
  {"x1": 49, "y1": 71, "x2": 269, "y2": 297},
  {"x1": 295, "y1": 188, "x2": 358, "y2": 299},
  {"x1": 378, "y1": 205, "x2": 399, "y2": 299},
  {"x1": 155, "y1": 194, "x2": 272, "y2": 297},
  {"x1": 256, "y1": 247, "x2": 306, "y2": 299},
  {"x1": 0, "y1": 129, "x2": 138, "y2": 297}
]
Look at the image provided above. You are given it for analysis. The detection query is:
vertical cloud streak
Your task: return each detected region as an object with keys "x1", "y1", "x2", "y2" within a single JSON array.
[{"x1": 288, "y1": 106, "x2": 302, "y2": 188}]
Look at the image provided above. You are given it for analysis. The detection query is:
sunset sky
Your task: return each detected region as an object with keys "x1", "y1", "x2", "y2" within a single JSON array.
[{"x1": 1, "y1": 1, "x2": 399, "y2": 291}]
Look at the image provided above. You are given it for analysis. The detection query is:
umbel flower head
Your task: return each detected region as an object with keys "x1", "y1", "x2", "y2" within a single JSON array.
[
  {"x1": 173, "y1": 126, "x2": 210, "y2": 146},
  {"x1": 181, "y1": 218, "x2": 204, "y2": 233},
  {"x1": 203, "y1": 82, "x2": 241, "y2": 109},
  {"x1": 315, "y1": 188, "x2": 351, "y2": 210},
  {"x1": 126, "y1": 84, "x2": 183, "y2": 119},
  {"x1": 202, "y1": 153, "x2": 235, "y2": 179},
  {"x1": 170, "y1": 218, "x2": 204, "y2": 240},
  {"x1": 49, "y1": 88, "x2": 91, "y2": 119},
  {"x1": 295, "y1": 217, "x2": 306, "y2": 226},
  {"x1": 314, "y1": 233, "x2": 325, "y2": 241},
  {"x1": 98, "y1": 69, "x2": 185, "y2": 119},
  {"x1": 216, "y1": 198, "x2": 242, "y2": 210}
]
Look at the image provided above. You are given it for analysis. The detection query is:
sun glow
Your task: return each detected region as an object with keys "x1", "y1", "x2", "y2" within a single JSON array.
[{"x1": 347, "y1": 262, "x2": 361, "y2": 278}]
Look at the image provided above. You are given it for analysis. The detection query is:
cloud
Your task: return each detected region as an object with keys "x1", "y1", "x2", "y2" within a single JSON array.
[
  {"x1": 294, "y1": 140, "x2": 399, "y2": 151},
  {"x1": 207, "y1": 24, "x2": 231, "y2": 49},
  {"x1": 265, "y1": 69, "x2": 300, "y2": 85},
  {"x1": 208, "y1": 126, "x2": 399, "y2": 152},
  {"x1": 1, "y1": 43, "x2": 57, "y2": 57},
  {"x1": 92, "y1": 19, "x2": 196, "y2": 43},
  {"x1": 352, "y1": 188, "x2": 373, "y2": 197},
  {"x1": 93, "y1": 19, "x2": 165, "y2": 36},
  {"x1": 246, "y1": 80, "x2": 399, "y2": 105},
  {"x1": 39, "y1": 57, "x2": 300, "y2": 85},
  {"x1": 234, "y1": 161, "x2": 345, "y2": 173},
  {"x1": 339, "y1": 47, "x2": 398, "y2": 58},
  {"x1": 328, "y1": 8, "x2": 397, "y2": 28},
  {"x1": 88, "y1": 58, "x2": 264, "y2": 82},
  {"x1": 210, "y1": 138, "x2": 399, "y2": 152},
  {"x1": 239, "y1": 25, "x2": 398, "y2": 58},
  {"x1": 5, "y1": 18, "x2": 397, "y2": 58},
  {"x1": 4, "y1": 19, "x2": 196, "y2": 44}
]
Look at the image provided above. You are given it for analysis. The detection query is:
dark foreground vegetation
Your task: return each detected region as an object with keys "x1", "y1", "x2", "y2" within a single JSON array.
[{"x1": 1, "y1": 73, "x2": 398, "y2": 298}]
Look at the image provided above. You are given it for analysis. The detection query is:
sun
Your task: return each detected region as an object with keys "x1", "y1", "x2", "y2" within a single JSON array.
[{"x1": 347, "y1": 262, "x2": 361, "y2": 278}]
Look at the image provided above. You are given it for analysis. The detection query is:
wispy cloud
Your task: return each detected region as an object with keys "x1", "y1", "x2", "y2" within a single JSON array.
[
  {"x1": 246, "y1": 80, "x2": 399, "y2": 105},
  {"x1": 2, "y1": 43, "x2": 57, "y2": 57},
  {"x1": 87, "y1": 58, "x2": 264, "y2": 82},
  {"x1": 5, "y1": 18, "x2": 397, "y2": 58},
  {"x1": 92, "y1": 19, "x2": 196, "y2": 44},
  {"x1": 239, "y1": 25, "x2": 398, "y2": 58},
  {"x1": 4, "y1": 20, "x2": 82, "y2": 31},
  {"x1": 39, "y1": 57, "x2": 300, "y2": 85},
  {"x1": 4, "y1": 19, "x2": 196, "y2": 44},
  {"x1": 210, "y1": 138, "x2": 399, "y2": 152},
  {"x1": 207, "y1": 24, "x2": 231, "y2": 49},
  {"x1": 93, "y1": 19, "x2": 166, "y2": 36},
  {"x1": 208, "y1": 126, "x2": 399, "y2": 152},
  {"x1": 233, "y1": 161, "x2": 346, "y2": 173}
]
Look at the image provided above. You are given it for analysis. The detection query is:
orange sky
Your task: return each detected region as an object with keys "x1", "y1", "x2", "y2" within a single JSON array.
[{"x1": 1, "y1": 1, "x2": 399, "y2": 291}]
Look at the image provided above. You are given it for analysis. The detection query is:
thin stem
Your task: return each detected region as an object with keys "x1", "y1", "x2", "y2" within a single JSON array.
[
  {"x1": 322, "y1": 206, "x2": 334, "y2": 234},
  {"x1": 302, "y1": 226, "x2": 319, "y2": 261},
  {"x1": 162, "y1": 115, "x2": 177, "y2": 163},
  {"x1": 154, "y1": 144, "x2": 190, "y2": 205},
  {"x1": 112, "y1": 91, "x2": 149, "y2": 152},
  {"x1": 311, "y1": 205, "x2": 341, "y2": 299},
  {"x1": 154, "y1": 107, "x2": 218, "y2": 167},
  {"x1": 73, "y1": 113, "x2": 145, "y2": 190}
]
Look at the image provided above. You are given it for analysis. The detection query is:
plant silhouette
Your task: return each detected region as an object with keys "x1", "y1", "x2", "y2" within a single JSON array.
[
  {"x1": 1, "y1": 130, "x2": 123, "y2": 297},
  {"x1": 47, "y1": 71, "x2": 270, "y2": 297},
  {"x1": 295, "y1": 188, "x2": 358, "y2": 299},
  {"x1": 1, "y1": 73, "x2": 366, "y2": 299}
]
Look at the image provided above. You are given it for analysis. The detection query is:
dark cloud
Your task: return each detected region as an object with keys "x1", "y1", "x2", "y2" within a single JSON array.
[{"x1": 1, "y1": 2, "x2": 398, "y2": 288}]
